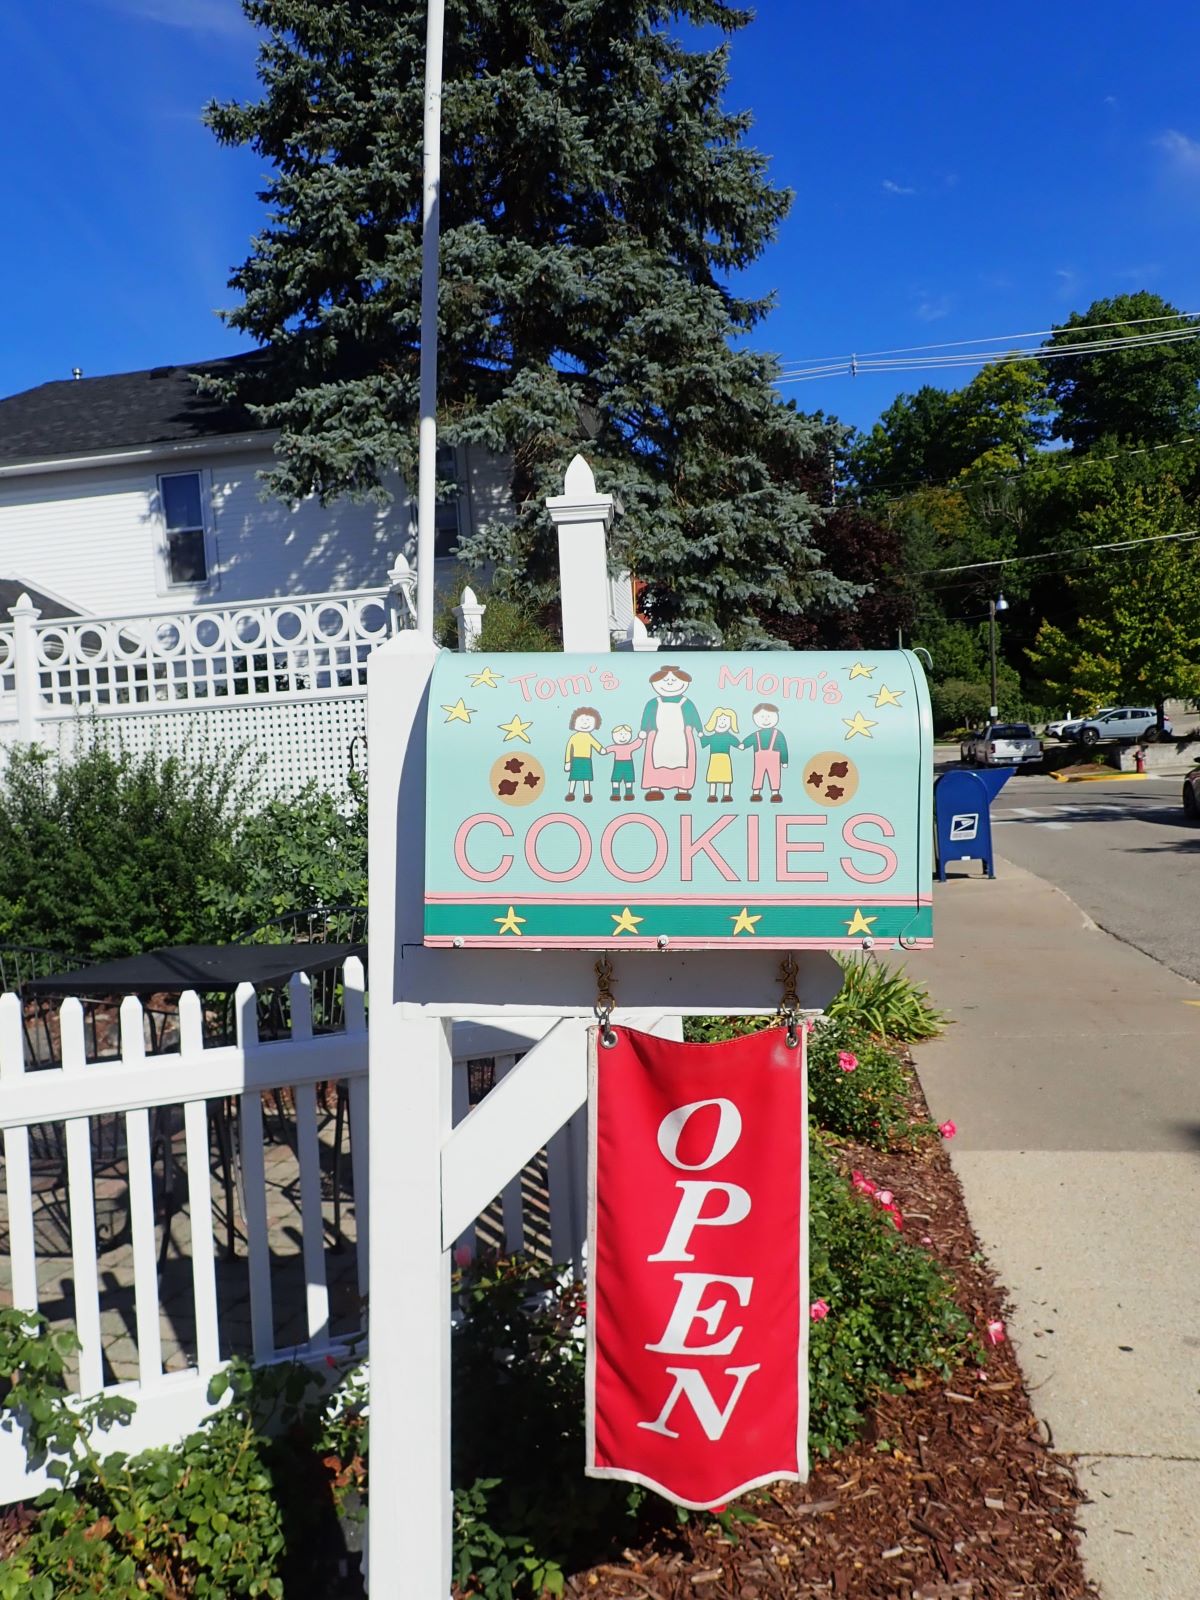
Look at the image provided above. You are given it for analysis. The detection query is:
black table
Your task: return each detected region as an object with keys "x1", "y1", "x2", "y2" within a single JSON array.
[
  {"x1": 22, "y1": 941, "x2": 367, "y2": 1262},
  {"x1": 24, "y1": 942, "x2": 366, "y2": 997}
]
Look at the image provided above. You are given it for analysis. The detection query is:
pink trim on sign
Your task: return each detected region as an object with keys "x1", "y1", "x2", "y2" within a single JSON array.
[{"x1": 425, "y1": 892, "x2": 932, "y2": 906}]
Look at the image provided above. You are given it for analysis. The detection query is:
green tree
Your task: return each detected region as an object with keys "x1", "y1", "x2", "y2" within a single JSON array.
[
  {"x1": 1027, "y1": 480, "x2": 1200, "y2": 718},
  {"x1": 204, "y1": 0, "x2": 850, "y2": 645},
  {"x1": 1043, "y1": 292, "x2": 1200, "y2": 451},
  {"x1": 849, "y1": 360, "x2": 1049, "y2": 496}
]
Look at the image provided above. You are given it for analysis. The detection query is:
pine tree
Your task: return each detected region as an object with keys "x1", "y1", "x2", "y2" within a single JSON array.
[{"x1": 204, "y1": 0, "x2": 852, "y2": 645}]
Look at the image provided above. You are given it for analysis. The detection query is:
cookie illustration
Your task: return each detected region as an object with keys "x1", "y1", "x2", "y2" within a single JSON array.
[
  {"x1": 489, "y1": 752, "x2": 545, "y2": 806},
  {"x1": 801, "y1": 750, "x2": 859, "y2": 806}
]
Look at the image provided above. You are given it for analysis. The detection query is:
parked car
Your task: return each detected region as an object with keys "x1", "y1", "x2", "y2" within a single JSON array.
[
  {"x1": 966, "y1": 723, "x2": 1043, "y2": 767},
  {"x1": 959, "y1": 729, "x2": 983, "y2": 764},
  {"x1": 1046, "y1": 708, "x2": 1116, "y2": 741},
  {"x1": 1071, "y1": 707, "x2": 1172, "y2": 745},
  {"x1": 1184, "y1": 768, "x2": 1200, "y2": 819}
]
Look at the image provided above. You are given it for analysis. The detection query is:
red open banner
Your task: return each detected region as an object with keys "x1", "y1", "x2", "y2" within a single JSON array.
[{"x1": 586, "y1": 1024, "x2": 808, "y2": 1509}]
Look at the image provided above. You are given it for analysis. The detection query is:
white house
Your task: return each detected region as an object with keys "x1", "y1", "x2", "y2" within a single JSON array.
[{"x1": 0, "y1": 354, "x2": 515, "y2": 617}]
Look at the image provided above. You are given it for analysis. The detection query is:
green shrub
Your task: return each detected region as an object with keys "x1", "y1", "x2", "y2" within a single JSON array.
[
  {"x1": 808, "y1": 1019, "x2": 926, "y2": 1146},
  {"x1": 204, "y1": 770, "x2": 368, "y2": 936},
  {"x1": 828, "y1": 957, "x2": 946, "y2": 1042},
  {"x1": 0, "y1": 1313, "x2": 368, "y2": 1600},
  {"x1": 452, "y1": 1257, "x2": 636, "y2": 1586},
  {"x1": 0, "y1": 735, "x2": 255, "y2": 959},
  {"x1": 807, "y1": 1133, "x2": 974, "y2": 1454}
]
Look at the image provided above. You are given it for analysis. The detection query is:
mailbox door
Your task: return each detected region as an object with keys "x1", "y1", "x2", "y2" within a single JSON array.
[{"x1": 424, "y1": 651, "x2": 932, "y2": 950}]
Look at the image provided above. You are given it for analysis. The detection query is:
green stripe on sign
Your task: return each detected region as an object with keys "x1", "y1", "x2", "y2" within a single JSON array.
[{"x1": 425, "y1": 903, "x2": 933, "y2": 941}]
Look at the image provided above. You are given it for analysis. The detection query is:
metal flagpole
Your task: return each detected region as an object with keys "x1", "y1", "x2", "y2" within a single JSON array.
[{"x1": 416, "y1": 0, "x2": 446, "y2": 641}]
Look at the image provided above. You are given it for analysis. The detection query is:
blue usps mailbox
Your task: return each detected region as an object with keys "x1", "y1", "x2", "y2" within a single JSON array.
[{"x1": 934, "y1": 767, "x2": 1013, "y2": 880}]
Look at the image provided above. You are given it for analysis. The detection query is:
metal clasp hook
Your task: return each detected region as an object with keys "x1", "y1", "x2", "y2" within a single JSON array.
[
  {"x1": 778, "y1": 954, "x2": 801, "y2": 1049},
  {"x1": 594, "y1": 956, "x2": 618, "y2": 1048}
]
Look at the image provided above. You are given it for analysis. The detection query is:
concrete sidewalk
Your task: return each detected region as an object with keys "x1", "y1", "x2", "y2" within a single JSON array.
[{"x1": 911, "y1": 857, "x2": 1200, "y2": 1599}]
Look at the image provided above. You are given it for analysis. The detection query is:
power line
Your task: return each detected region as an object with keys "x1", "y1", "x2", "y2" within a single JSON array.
[
  {"x1": 919, "y1": 526, "x2": 1200, "y2": 577},
  {"x1": 778, "y1": 311, "x2": 1200, "y2": 374},
  {"x1": 777, "y1": 325, "x2": 1200, "y2": 384}
]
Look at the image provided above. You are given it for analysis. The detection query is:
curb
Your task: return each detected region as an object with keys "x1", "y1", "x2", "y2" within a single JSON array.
[{"x1": 1049, "y1": 769, "x2": 1150, "y2": 784}]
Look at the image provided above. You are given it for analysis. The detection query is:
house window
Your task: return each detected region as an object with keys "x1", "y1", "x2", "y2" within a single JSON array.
[
  {"x1": 435, "y1": 444, "x2": 463, "y2": 558},
  {"x1": 159, "y1": 472, "x2": 209, "y2": 585}
]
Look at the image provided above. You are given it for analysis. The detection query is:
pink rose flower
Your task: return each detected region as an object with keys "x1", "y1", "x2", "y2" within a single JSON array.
[
  {"x1": 851, "y1": 1169, "x2": 877, "y2": 1196},
  {"x1": 809, "y1": 1299, "x2": 830, "y2": 1321},
  {"x1": 939, "y1": 1120, "x2": 957, "y2": 1140},
  {"x1": 838, "y1": 1051, "x2": 858, "y2": 1073},
  {"x1": 986, "y1": 1319, "x2": 1006, "y2": 1346},
  {"x1": 921, "y1": 1235, "x2": 933, "y2": 1245},
  {"x1": 876, "y1": 1189, "x2": 894, "y2": 1207},
  {"x1": 453, "y1": 1244, "x2": 474, "y2": 1268},
  {"x1": 882, "y1": 1203, "x2": 903, "y2": 1230},
  {"x1": 804, "y1": 1019, "x2": 816, "y2": 1035}
]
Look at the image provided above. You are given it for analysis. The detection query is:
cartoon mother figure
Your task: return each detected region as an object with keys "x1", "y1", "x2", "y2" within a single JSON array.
[{"x1": 639, "y1": 664, "x2": 702, "y2": 800}]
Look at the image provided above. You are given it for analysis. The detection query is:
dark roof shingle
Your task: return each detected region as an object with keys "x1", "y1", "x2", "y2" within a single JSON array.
[{"x1": 0, "y1": 354, "x2": 269, "y2": 466}]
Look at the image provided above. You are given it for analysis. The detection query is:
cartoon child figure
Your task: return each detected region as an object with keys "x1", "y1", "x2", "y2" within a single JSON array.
[
  {"x1": 563, "y1": 707, "x2": 603, "y2": 802},
  {"x1": 603, "y1": 724, "x2": 645, "y2": 801},
  {"x1": 740, "y1": 703, "x2": 788, "y2": 802},
  {"x1": 639, "y1": 664, "x2": 702, "y2": 800},
  {"x1": 700, "y1": 708, "x2": 741, "y2": 803}
]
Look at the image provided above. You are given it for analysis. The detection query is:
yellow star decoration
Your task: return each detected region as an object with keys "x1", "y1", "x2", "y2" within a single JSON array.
[
  {"x1": 874, "y1": 684, "x2": 905, "y2": 709},
  {"x1": 847, "y1": 661, "x2": 876, "y2": 680},
  {"x1": 494, "y1": 906, "x2": 526, "y2": 936},
  {"x1": 498, "y1": 712, "x2": 533, "y2": 743},
  {"x1": 442, "y1": 697, "x2": 475, "y2": 724},
  {"x1": 611, "y1": 906, "x2": 645, "y2": 936},
  {"x1": 843, "y1": 710, "x2": 878, "y2": 740},
  {"x1": 730, "y1": 907, "x2": 762, "y2": 936},
  {"x1": 470, "y1": 665, "x2": 501, "y2": 688},
  {"x1": 844, "y1": 908, "x2": 878, "y2": 937}
]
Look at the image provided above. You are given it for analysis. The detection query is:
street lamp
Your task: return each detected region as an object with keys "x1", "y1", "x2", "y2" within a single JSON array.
[{"x1": 988, "y1": 592, "x2": 1009, "y2": 719}]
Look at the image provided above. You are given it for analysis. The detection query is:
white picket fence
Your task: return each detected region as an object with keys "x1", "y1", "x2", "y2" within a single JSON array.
[{"x1": 0, "y1": 978, "x2": 580, "y2": 1505}]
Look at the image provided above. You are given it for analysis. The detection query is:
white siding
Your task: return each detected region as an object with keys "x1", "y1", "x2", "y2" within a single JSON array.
[{"x1": 0, "y1": 442, "x2": 516, "y2": 618}]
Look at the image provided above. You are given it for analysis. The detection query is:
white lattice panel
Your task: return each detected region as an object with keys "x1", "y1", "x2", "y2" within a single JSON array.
[
  {"x1": 23, "y1": 694, "x2": 366, "y2": 795},
  {"x1": 24, "y1": 590, "x2": 390, "y2": 710}
]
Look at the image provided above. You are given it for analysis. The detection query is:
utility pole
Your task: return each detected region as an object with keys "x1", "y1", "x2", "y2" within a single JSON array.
[
  {"x1": 415, "y1": 0, "x2": 446, "y2": 641},
  {"x1": 988, "y1": 592, "x2": 1008, "y2": 719}
]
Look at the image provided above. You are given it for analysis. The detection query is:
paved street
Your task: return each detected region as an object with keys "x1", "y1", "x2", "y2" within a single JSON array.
[{"x1": 944, "y1": 766, "x2": 1200, "y2": 983}]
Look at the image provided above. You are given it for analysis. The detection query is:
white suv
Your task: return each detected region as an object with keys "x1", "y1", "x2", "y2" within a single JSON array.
[{"x1": 1072, "y1": 707, "x2": 1172, "y2": 745}]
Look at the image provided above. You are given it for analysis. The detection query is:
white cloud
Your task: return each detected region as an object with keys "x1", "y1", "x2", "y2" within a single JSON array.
[
  {"x1": 882, "y1": 179, "x2": 917, "y2": 196},
  {"x1": 914, "y1": 294, "x2": 951, "y2": 323},
  {"x1": 95, "y1": 0, "x2": 249, "y2": 39},
  {"x1": 1154, "y1": 129, "x2": 1200, "y2": 173}
]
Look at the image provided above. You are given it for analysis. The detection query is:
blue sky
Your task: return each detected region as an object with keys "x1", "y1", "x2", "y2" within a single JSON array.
[{"x1": 3, "y1": 0, "x2": 1199, "y2": 437}]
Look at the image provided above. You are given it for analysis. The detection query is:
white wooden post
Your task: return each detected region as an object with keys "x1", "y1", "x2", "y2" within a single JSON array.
[
  {"x1": 545, "y1": 455, "x2": 615, "y2": 653},
  {"x1": 367, "y1": 632, "x2": 455, "y2": 1598},
  {"x1": 9, "y1": 593, "x2": 41, "y2": 742},
  {"x1": 454, "y1": 585, "x2": 485, "y2": 652},
  {"x1": 387, "y1": 553, "x2": 418, "y2": 633},
  {"x1": 615, "y1": 616, "x2": 662, "y2": 652}
]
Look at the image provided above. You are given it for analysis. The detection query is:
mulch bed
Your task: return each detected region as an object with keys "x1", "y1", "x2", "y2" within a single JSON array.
[{"x1": 567, "y1": 1076, "x2": 1100, "y2": 1600}]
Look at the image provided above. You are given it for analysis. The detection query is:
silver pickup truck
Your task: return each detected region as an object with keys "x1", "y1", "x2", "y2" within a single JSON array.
[{"x1": 966, "y1": 722, "x2": 1043, "y2": 767}]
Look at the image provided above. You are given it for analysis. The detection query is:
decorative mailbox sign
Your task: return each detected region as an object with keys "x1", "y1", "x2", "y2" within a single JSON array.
[
  {"x1": 423, "y1": 650, "x2": 932, "y2": 950},
  {"x1": 586, "y1": 1024, "x2": 807, "y2": 1507}
]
